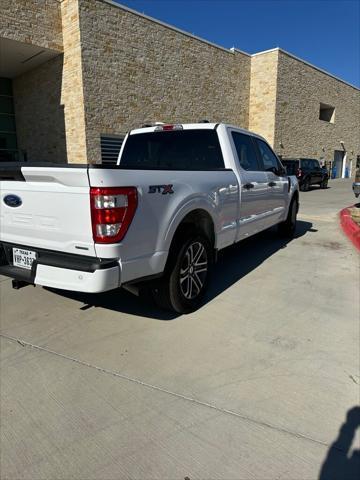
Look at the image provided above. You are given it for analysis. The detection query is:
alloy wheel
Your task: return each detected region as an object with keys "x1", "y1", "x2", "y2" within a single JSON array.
[{"x1": 179, "y1": 241, "x2": 208, "y2": 300}]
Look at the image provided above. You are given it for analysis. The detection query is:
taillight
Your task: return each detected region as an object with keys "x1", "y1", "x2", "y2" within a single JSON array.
[
  {"x1": 90, "y1": 187, "x2": 137, "y2": 244},
  {"x1": 296, "y1": 168, "x2": 302, "y2": 177}
]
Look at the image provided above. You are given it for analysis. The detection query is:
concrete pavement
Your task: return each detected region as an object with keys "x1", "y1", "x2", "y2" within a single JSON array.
[{"x1": 1, "y1": 178, "x2": 359, "y2": 479}]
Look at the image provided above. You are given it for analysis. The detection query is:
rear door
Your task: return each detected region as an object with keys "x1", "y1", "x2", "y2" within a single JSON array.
[
  {"x1": 0, "y1": 164, "x2": 96, "y2": 256},
  {"x1": 229, "y1": 130, "x2": 271, "y2": 239},
  {"x1": 282, "y1": 160, "x2": 298, "y2": 176},
  {"x1": 300, "y1": 159, "x2": 311, "y2": 181}
]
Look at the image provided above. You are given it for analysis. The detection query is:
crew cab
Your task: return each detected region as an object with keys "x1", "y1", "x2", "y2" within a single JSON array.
[{"x1": 0, "y1": 123, "x2": 299, "y2": 313}]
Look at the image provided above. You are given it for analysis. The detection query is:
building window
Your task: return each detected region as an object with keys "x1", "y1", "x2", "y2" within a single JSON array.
[
  {"x1": 319, "y1": 103, "x2": 335, "y2": 123},
  {"x1": 100, "y1": 134, "x2": 124, "y2": 164}
]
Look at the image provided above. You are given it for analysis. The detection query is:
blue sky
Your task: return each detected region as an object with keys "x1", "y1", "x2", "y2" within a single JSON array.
[{"x1": 115, "y1": 0, "x2": 360, "y2": 87}]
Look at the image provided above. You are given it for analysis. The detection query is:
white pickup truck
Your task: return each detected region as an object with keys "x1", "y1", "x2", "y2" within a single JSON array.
[{"x1": 0, "y1": 123, "x2": 299, "y2": 313}]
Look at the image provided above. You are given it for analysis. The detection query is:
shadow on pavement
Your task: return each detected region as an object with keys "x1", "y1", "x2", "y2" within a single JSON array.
[
  {"x1": 319, "y1": 406, "x2": 360, "y2": 480},
  {"x1": 48, "y1": 220, "x2": 315, "y2": 320},
  {"x1": 205, "y1": 220, "x2": 314, "y2": 303}
]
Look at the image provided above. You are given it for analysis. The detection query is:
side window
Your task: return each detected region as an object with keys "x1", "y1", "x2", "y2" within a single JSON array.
[
  {"x1": 301, "y1": 159, "x2": 309, "y2": 170},
  {"x1": 231, "y1": 132, "x2": 260, "y2": 171},
  {"x1": 255, "y1": 139, "x2": 280, "y2": 173}
]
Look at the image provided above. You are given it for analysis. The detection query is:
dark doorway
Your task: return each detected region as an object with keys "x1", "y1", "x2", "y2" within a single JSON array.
[{"x1": 0, "y1": 77, "x2": 19, "y2": 162}]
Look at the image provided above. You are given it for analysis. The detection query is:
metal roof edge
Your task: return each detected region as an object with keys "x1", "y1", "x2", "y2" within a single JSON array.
[{"x1": 252, "y1": 47, "x2": 359, "y2": 91}]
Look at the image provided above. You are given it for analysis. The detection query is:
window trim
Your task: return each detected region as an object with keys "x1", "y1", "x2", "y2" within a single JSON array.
[
  {"x1": 119, "y1": 129, "x2": 225, "y2": 170},
  {"x1": 229, "y1": 130, "x2": 263, "y2": 172},
  {"x1": 253, "y1": 137, "x2": 283, "y2": 174}
]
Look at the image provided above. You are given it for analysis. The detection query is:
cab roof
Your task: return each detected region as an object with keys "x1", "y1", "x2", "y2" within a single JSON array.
[{"x1": 129, "y1": 122, "x2": 265, "y2": 141}]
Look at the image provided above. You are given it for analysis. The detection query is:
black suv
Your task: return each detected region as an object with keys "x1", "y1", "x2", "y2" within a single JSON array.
[{"x1": 281, "y1": 158, "x2": 328, "y2": 191}]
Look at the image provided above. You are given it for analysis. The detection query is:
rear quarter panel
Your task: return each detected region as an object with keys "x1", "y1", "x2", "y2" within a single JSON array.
[{"x1": 88, "y1": 168, "x2": 239, "y2": 281}]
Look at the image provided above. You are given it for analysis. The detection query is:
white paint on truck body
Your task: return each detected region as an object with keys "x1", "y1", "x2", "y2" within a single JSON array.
[{"x1": 0, "y1": 123, "x2": 298, "y2": 292}]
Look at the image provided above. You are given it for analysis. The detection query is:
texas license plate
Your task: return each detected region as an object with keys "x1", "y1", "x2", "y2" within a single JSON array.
[{"x1": 13, "y1": 248, "x2": 37, "y2": 270}]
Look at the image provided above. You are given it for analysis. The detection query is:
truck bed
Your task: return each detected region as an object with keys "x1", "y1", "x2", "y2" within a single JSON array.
[{"x1": 0, "y1": 162, "x2": 239, "y2": 289}]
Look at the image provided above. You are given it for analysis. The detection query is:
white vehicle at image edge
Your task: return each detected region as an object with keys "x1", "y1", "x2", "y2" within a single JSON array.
[{"x1": 0, "y1": 123, "x2": 299, "y2": 313}]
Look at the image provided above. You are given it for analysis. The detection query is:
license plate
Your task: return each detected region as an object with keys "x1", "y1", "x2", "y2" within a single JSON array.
[{"x1": 13, "y1": 248, "x2": 37, "y2": 270}]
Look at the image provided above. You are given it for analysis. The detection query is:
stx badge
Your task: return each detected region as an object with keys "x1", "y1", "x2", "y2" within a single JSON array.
[{"x1": 148, "y1": 185, "x2": 174, "y2": 195}]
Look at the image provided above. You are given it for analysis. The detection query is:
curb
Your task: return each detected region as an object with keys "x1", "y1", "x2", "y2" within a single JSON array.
[{"x1": 340, "y1": 206, "x2": 360, "y2": 251}]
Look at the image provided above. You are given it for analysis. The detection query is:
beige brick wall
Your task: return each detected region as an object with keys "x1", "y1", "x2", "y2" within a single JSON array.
[
  {"x1": 59, "y1": 0, "x2": 88, "y2": 163},
  {"x1": 0, "y1": 0, "x2": 63, "y2": 51},
  {"x1": 248, "y1": 50, "x2": 279, "y2": 145},
  {"x1": 13, "y1": 55, "x2": 67, "y2": 163},
  {"x1": 3, "y1": 0, "x2": 359, "y2": 168},
  {"x1": 274, "y1": 51, "x2": 360, "y2": 168},
  {"x1": 77, "y1": 0, "x2": 251, "y2": 163}
]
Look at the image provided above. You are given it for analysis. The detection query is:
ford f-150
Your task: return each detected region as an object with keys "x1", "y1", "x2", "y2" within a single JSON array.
[{"x1": 0, "y1": 123, "x2": 299, "y2": 313}]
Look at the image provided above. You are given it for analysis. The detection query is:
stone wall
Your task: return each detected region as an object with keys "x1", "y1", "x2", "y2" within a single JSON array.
[
  {"x1": 248, "y1": 50, "x2": 279, "y2": 146},
  {"x1": 0, "y1": 0, "x2": 63, "y2": 51},
  {"x1": 13, "y1": 55, "x2": 67, "y2": 163},
  {"x1": 274, "y1": 50, "x2": 360, "y2": 167},
  {"x1": 3, "y1": 0, "x2": 359, "y2": 167},
  {"x1": 59, "y1": 0, "x2": 88, "y2": 163},
  {"x1": 5, "y1": 0, "x2": 88, "y2": 164},
  {"x1": 77, "y1": 0, "x2": 251, "y2": 163}
]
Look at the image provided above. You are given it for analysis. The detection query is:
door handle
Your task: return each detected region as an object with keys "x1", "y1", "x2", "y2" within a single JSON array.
[
  {"x1": 268, "y1": 181, "x2": 277, "y2": 187},
  {"x1": 243, "y1": 183, "x2": 254, "y2": 190}
]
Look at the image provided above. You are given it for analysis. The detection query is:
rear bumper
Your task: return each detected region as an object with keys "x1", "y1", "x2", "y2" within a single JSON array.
[{"x1": 0, "y1": 242, "x2": 120, "y2": 293}]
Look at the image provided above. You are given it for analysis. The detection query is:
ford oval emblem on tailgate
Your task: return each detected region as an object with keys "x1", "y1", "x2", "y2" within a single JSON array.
[{"x1": 3, "y1": 194, "x2": 22, "y2": 208}]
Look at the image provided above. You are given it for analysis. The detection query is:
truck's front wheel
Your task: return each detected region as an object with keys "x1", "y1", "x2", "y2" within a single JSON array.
[
  {"x1": 278, "y1": 197, "x2": 298, "y2": 238},
  {"x1": 153, "y1": 234, "x2": 212, "y2": 314}
]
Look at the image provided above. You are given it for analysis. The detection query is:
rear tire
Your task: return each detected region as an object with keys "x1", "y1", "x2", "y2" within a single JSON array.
[
  {"x1": 278, "y1": 197, "x2": 298, "y2": 238},
  {"x1": 152, "y1": 233, "x2": 213, "y2": 314},
  {"x1": 301, "y1": 179, "x2": 310, "y2": 192},
  {"x1": 320, "y1": 179, "x2": 328, "y2": 189}
]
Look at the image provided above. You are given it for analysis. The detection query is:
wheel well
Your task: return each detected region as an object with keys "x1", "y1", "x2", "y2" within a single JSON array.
[
  {"x1": 163, "y1": 209, "x2": 216, "y2": 273},
  {"x1": 175, "y1": 209, "x2": 215, "y2": 247}
]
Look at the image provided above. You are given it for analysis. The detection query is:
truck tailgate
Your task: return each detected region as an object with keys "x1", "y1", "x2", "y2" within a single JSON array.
[{"x1": 0, "y1": 165, "x2": 96, "y2": 256}]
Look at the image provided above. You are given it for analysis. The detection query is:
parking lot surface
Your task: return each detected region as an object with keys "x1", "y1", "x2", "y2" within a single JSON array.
[{"x1": 1, "y1": 179, "x2": 359, "y2": 479}]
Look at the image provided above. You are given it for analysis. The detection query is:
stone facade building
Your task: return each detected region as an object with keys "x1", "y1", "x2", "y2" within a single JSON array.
[{"x1": 1, "y1": 0, "x2": 359, "y2": 177}]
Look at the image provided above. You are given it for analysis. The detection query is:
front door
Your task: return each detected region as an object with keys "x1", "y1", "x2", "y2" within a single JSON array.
[{"x1": 254, "y1": 138, "x2": 288, "y2": 224}]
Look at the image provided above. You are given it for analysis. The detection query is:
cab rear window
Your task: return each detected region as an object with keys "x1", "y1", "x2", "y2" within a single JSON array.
[{"x1": 120, "y1": 130, "x2": 225, "y2": 170}]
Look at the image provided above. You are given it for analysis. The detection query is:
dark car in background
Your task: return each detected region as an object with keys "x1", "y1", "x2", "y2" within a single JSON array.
[
  {"x1": 282, "y1": 158, "x2": 328, "y2": 191},
  {"x1": 353, "y1": 168, "x2": 360, "y2": 198}
]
